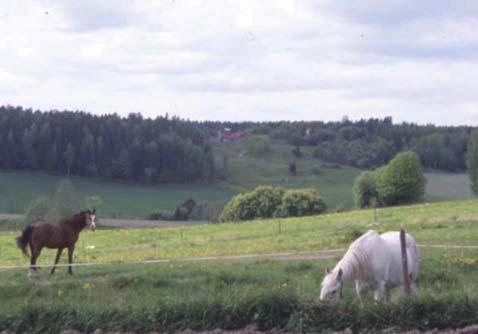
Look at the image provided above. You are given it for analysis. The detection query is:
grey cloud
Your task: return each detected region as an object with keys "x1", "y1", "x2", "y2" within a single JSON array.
[{"x1": 56, "y1": 1, "x2": 141, "y2": 32}]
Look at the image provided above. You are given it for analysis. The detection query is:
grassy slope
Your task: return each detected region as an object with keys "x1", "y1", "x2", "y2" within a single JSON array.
[
  {"x1": 214, "y1": 142, "x2": 361, "y2": 210},
  {"x1": 1, "y1": 200, "x2": 478, "y2": 332},
  {"x1": 2, "y1": 199, "x2": 478, "y2": 266}
]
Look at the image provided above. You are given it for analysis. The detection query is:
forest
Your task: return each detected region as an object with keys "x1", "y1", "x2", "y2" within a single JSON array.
[
  {"x1": 0, "y1": 106, "x2": 473, "y2": 184},
  {"x1": 0, "y1": 106, "x2": 214, "y2": 183}
]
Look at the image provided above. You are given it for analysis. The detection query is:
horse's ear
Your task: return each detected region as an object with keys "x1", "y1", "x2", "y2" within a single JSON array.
[
  {"x1": 337, "y1": 268, "x2": 343, "y2": 281},
  {"x1": 325, "y1": 267, "x2": 331, "y2": 275}
]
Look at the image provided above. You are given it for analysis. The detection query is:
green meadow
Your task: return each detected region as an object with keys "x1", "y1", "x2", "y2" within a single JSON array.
[{"x1": 1, "y1": 199, "x2": 478, "y2": 332}]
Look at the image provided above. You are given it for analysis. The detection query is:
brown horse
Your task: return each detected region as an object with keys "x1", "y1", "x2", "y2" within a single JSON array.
[{"x1": 16, "y1": 210, "x2": 96, "y2": 275}]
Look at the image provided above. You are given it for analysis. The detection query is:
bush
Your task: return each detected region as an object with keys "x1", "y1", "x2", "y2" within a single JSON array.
[
  {"x1": 219, "y1": 186, "x2": 285, "y2": 222},
  {"x1": 219, "y1": 186, "x2": 326, "y2": 222},
  {"x1": 174, "y1": 198, "x2": 196, "y2": 220},
  {"x1": 278, "y1": 189, "x2": 326, "y2": 217},
  {"x1": 377, "y1": 151, "x2": 426, "y2": 206},
  {"x1": 149, "y1": 210, "x2": 175, "y2": 220},
  {"x1": 353, "y1": 171, "x2": 380, "y2": 208}
]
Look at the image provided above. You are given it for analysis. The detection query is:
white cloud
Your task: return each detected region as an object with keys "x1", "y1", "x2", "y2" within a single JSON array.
[{"x1": 0, "y1": 0, "x2": 477, "y2": 125}]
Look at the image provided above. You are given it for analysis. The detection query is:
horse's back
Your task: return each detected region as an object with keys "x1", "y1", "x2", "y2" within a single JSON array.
[
  {"x1": 380, "y1": 231, "x2": 419, "y2": 284},
  {"x1": 31, "y1": 221, "x2": 67, "y2": 248}
]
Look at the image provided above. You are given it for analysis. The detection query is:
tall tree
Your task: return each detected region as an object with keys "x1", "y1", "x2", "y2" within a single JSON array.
[{"x1": 466, "y1": 130, "x2": 478, "y2": 196}]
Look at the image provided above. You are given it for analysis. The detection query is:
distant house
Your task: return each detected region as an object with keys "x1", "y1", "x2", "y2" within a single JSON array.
[{"x1": 209, "y1": 128, "x2": 244, "y2": 143}]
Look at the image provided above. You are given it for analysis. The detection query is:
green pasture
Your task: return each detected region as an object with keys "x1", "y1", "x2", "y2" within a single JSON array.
[
  {"x1": 1, "y1": 199, "x2": 478, "y2": 266},
  {"x1": 1, "y1": 199, "x2": 478, "y2": 332},
  {"x1": 0, "y1": 170, "x2": 234, "y2": 218},
  {"x1": 0, "y1": 248, "x2": 477, "y2": 333}
]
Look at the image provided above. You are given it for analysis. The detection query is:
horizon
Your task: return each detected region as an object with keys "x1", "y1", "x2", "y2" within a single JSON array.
[
  {"x1": 1, "y1": 1, "x2": 478, "y2": 125},
  {"x1": 2, "y1": 104, "x2": 475, "y2": 128}
]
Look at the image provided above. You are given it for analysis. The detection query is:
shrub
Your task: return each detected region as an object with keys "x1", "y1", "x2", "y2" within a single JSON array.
[
  {"x1": 149, "y1": 211, "x2": 175, "y2": 220},
  {"x1": 278, "y1": 189, "x2": 326, "y2": 217},
  {"x1": 376, "y1": 151, "x2": 426, "y2": 206},
  {"x1": 174, "y1": 198, "x2": 196, "y2": 220},
  {"x1": 219, "y1": 186, "x2": 285, "y2": 222},
  {"x1": 353, "y1": 171, "x2": 380, "y2": 208}
]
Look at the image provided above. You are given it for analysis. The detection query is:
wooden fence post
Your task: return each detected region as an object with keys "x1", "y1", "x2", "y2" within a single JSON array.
[{"x1": 400, "y1": 228, "x2": 411, "y2": 296}]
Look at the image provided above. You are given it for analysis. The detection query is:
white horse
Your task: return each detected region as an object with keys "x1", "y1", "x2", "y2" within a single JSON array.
[{"x1": 319, "y1": 230, "x2": 419, "y2": 302}]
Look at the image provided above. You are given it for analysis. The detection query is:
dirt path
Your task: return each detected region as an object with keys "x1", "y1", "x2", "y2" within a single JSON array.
[{"x1": 0, "y1": 213, "x2": 210, "y2": 228}]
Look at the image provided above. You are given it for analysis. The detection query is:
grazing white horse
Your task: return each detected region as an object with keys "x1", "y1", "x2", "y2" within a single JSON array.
[{"x1": 319, "y1": 230, "x2": 419, "y2": 302}]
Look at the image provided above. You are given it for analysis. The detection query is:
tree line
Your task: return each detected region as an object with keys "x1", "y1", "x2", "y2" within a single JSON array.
[
  {"x1": 202, "y1": 118, "x2": 471, "y2": 172},
  {"x1": 0, "y1": 106, "x2": 214, "y2": 183},
  {"x1": 1, "y1": 106, "x2": 476, "y2": 183}
]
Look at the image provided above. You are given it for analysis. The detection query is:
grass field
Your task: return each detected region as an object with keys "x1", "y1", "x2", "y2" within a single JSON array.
[
  {"x1": 1, "y1": 199, "x2": 478, "y2": 332},
  {"x1": 0, "y1": 170, "x2": 235, "y2": 219},
  {"x1": 0, "y1": 141, "x2": 473, "y2": 220},
  {"x1": 2, "y1": 199, "x2": 477, "y2": 266}
]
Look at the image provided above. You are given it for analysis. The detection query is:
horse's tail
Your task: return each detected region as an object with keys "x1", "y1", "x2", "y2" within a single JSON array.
[{"x1": 16, "y1": 225, "x2": 34, "y2": 257}]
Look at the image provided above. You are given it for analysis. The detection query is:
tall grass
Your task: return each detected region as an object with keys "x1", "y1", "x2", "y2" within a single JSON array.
[{"x1": 1, "y1": 250, "x2": 478, "y2": 333}]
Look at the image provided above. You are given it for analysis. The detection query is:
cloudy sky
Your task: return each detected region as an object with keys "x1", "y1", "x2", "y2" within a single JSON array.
[{"x1": 1, "y1": 1, "x2": 477, "y2": 125}]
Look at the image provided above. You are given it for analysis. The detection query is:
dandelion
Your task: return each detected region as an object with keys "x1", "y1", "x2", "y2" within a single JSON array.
[
  {"x1": 86, "y1": 245, "x2": 96, "y2": 250},
  {"x1": 83, "y1": 283, "x2": 92, "y2": 290},
  {"x1": 281, "y1": 283, "x2": 288, "y2": 288},
  {"x1": 57, "y1": 289, "x2": 64, "y2": 297}
]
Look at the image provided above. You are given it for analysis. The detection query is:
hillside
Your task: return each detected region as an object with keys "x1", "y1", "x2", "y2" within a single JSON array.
[{"x1": 0, "y1": 139, "x2": 474, "y2": 219}]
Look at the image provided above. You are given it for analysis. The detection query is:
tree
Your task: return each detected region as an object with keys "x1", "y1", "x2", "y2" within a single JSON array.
[
  {"x1": 64, "y1": 143, "x2": 75, "y2": 176},
  {"x1": 466, "y1": 130, "x2": 478, "y2": 196},
  {"x1": 25, "y1": 195, "x2": 50, "y2": 223},
  {"x1": 376, "y1": 151, "x2": 426, "y2": 206},
  {"x1": 51, "y1": 179, "x2": 81, "y2": 219},
  {"x1": 289, "y1": 162, "x2": 297, "y2": 176},
  {"x1": 353, "y1": 171, "x2": 379, "y2": 208}
]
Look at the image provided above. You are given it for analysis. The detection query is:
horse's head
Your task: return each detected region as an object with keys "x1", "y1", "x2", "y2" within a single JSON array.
[
  {"x1": 319, "y1": 267, "x2": 343, "y2": 301},
  {"x1": 85, "y1": 209, "x2": 97, "y2": 231}
]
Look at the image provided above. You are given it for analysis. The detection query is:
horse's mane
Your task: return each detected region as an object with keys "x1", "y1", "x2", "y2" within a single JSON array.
[
  {"x1": 335, "y1": 230, "x2": 378, "y2": 281},
  {"x1": 61, "y1": 211, "x2": 88, "y2": 226}
]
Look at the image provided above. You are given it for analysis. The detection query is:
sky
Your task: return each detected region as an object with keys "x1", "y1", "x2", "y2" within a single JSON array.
[{"x1": 1, "y1": 0, "x2": 478, "y2": 125}]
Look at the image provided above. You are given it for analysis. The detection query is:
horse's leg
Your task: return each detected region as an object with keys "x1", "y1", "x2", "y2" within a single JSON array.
[
  {"x1": 374, "y1": 281, "x2": 386, "y2": 303},
  {"x1": 67, "y1": 246, "x2": 75, "y2": 275},
  {"x1": 51, "y1": 248, "x2": 63, "y2": 275},
  {"x1": 355, "y1": 280, "x2": 364, "y2": 304},
  {"x1": 30, "y1": 246, "x2": 42, "y2": 275},
  {"x1": 385, "y1": 287, "x2": 392, "y2": 303}
]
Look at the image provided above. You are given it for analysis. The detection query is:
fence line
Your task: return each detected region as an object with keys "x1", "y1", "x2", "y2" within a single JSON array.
[
  {"x1": 0, "y1": 243, "x2": 476, "y2": 271},
  {"x1": 0, "y1": 249, "x2": 345, "y2": 270}
]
